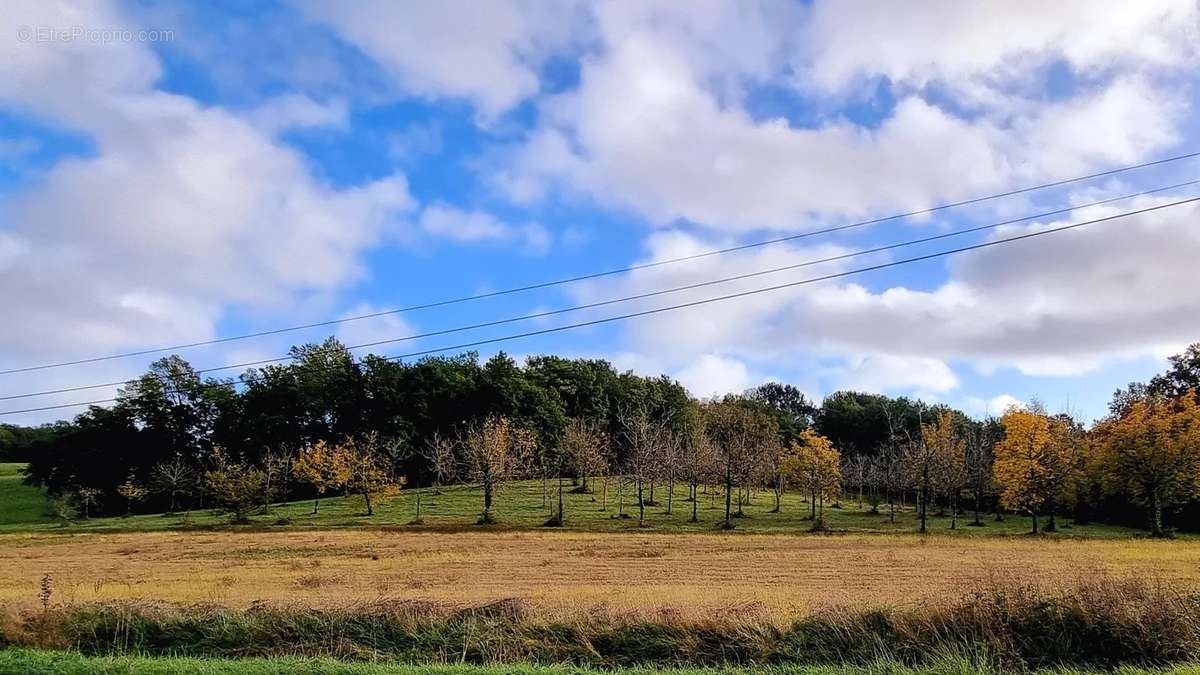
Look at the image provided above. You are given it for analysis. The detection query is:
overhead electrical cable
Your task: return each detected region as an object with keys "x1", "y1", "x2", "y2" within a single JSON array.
[
  {"x1": 2, "y1": 181, "x2": 1194, "y2": 403},
  {"x1": 2, "y1": 195, "x2": 1195, "y2": 417},
  {"x1": 2, "y1": 150, "x2": 1198, "y2": 377}
]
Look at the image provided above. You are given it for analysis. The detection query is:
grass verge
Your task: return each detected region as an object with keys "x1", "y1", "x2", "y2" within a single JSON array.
[
  {"x1": 2, "y1": 649, "x2": 1200, "y2": 674},
  {"x1": 3, "y1": 577, "x2": 1197, "y2": 671}
]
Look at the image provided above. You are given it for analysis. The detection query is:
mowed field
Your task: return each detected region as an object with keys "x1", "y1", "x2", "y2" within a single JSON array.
[
  {"x1": 3, "y1": 528, "x2": 1199, "y2": 618},
  {"x1": 3, "y1": 462, "x2": 1197, "y2": 619}
]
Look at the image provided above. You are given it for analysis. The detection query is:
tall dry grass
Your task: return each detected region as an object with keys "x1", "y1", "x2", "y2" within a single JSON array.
[{"x1": 2, "y1": 575, "x2": 1197, "y2": 670}]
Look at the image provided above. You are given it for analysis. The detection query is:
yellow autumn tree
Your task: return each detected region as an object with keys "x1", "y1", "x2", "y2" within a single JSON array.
[
  {"x1": 1093, "y1": 391, "x2": 1200, "y2": 537},
  {"x1": 344, "y1": 432, "x2": 405, "y2": 517},
  {"x1": 993, "y1": 407, "x2": 1078, "y2": 534},
  {"x1": 782, "y1": 429, "x2": 841, "y2": 527},
  {"x1": 919, "y1": 410, "x2": 967, "y2": 531},
  {"x1": 292, "y1": 439, "x2": 352, "y2": 514}
]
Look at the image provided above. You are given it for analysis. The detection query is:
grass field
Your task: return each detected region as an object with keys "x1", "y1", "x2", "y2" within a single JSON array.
[
  {"x1": 2, "y1": 529, "x2": 1198, "y2": 616},
  {"x1": 0, "y1": 464, "x2": 49, "y2": 529},
  {"x1": 2, "y1": 649, "x2": 1198, "y2": 675},
  {"x1": 0, "y1": 468, "x2": 1150, "y2": 539},
  {"x1": 4, "y1": 467, "x2": 1200, "y2": 670}
]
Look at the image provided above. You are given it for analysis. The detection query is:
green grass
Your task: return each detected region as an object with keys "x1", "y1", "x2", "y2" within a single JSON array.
[
  {"x1": 0, "y1": 468, "x2": 1150, "y2": 538},
  {"x1": 1, "y1": 650, "x2": 1197, "y2": 675},
  {"x1": 0, "y1": 464, "x2": 49, "y2": 530}
]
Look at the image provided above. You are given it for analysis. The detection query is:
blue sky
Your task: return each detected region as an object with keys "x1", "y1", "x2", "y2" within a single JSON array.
[{"x1": 3, "y1": 1, "x2": 1200, "y2": 425}]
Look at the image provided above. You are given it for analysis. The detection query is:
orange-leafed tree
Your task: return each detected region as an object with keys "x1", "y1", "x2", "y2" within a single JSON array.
[
  {"x1": 292, "y1": 439, "x2": 352, "y2": 515},
  {"x1": 344, "y1": 432, "x2": 404, "y2": 517},
  {"x1": 1094, "y1": 391, "x2": 1200, "y2": 537},
  {"x1": 920, "y1": 410, "x2": 967, "y2": 530},
  {"x1": 783, "y1": 429, "x2": 841, "y2": 527},
  {"x1": 993, "y1": 406, "x2": 1077, "y2": 534}
]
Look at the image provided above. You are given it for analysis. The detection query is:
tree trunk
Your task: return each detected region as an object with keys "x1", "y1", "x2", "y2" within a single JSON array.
[
  {"x1": 972, "y1": 489, "x2": 982, "y2": 526},
  {"x1": 919, "y1": 470, "x2": 929, "y2": 534},
  {"x1": 690, "y1": 482, "x2": 699, "y2": 522},
  {"x1": 363, "y1": 488, "x2": 374, "y2": 516},
  {"x1": 637, "y1": 480, "x2": 646, "y2": 526},
  {"x1": 312, "y1": 496, "x2": 320, "y2": 515},
  {"x1": 666, "y1": 479, "x2": 674, "y2": 515},
  {"x1": 557, "y1": 474, "x2": 565, "y2": 524},
  {"x1": 483, "y1": 483, "x2": 494, "y2": 521},
  {"x1": 950, "y1": 493, "x2": 957, "y2": 530},
  {"x1": 723, "y1": 469, "x2": 733, "y2": 529},
  {"x1": 1152, "y1": 493, "x2": 1164, "y2": 537},
  {"x1": 1030, "y1": 510, "x2": 1039, "y2": 534}
]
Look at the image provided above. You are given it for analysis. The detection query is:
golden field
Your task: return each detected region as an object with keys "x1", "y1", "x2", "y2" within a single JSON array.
[{"x1": 2, "y1": 530, "x2": 1198, "y2": 618}]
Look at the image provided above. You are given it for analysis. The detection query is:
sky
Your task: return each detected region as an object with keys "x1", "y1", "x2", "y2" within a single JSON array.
[{"x1": 2, "y1": 1, "x2": 1200, "y2": 426}]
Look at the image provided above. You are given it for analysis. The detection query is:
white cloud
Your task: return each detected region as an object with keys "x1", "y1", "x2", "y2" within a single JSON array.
[
  {"x1": 335, "y1": 303, "x2": 417, "y2": 354},
  {"x1": 496, "y1": 7, "x2": 1186, "y2": 234},
  {"x1": 420, "y1": 203, "x2": 512, "y2": 243},
  {"x1": 389, "y1": 120, "x2": 444, "y2": 165},
  {"x1": 294, "y1": 0, "x2": 588, "y2": 119},
  {"x1": 248, "y1": 94, "x2": 349, "y2": 134},
  {"x1": 674, "y1": 353, "x2": 755, "y2": 399},
  {"x1": 799, "y1": 1, "x2": 1199, "y2": 96},
  {"x1": 838, "y1": 353, "x2": 959, "y2": 394},
  {"x1": 0, "y1": 1, "x2": 414, "y2": 370},
  {"x1": 418, "y1": 203, "x2": 551, "y2": 256},
  {"x1": 964, "y1": 394, "x2": 1026, "y2": 418}
]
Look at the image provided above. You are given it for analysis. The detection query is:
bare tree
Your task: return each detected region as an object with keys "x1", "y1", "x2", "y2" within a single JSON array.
[
  {"x1": 462, "y1": 416, "x2": 536, "y2": 524},
  {"x1": 842, "y1": 454, "x2": 868, "y2": 509},
  {"x1": 561, "y1": 418, "x2": 609, "y2": 499},
  {"x1": 621, "y1": 406, "x2": 670, "y2": 527},
  {"x1": 678, "y1": 420, "x2": 716, "y2": 523},
  {"x1": 703, "y1": 399, "x2": 778, "y2": 530},
  {"x1": 423, "y1": 430, "x2": 459, "y2": 495},
  {"x1": 965, "y1": 420, "x2": 998, "y2": 527},
  {"x1": 151, "y1": 454, "x2": 195, "y2": 514},
  {"x1": 764, "y1": 441, "x2": 788, "y2": 514},
  {"x1": 872, "y1": 445, "x2": 905, "y2": 522}
]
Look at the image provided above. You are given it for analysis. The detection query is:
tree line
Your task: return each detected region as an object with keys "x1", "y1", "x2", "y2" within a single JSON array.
[{"x1": 11, "y1": 339, "x2": 1200, "y2": 535}]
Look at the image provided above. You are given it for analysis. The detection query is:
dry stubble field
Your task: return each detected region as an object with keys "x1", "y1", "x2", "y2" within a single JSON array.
[{"x1": 3, "y1": 530, "x2": 1198, "y2": 619}]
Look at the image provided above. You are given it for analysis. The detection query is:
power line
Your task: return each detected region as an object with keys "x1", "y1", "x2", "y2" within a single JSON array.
[
  {"x1": 2, "y1": 150, "x2": 1198, "y2": 377},
  {"x1": 4, "y1": 180, "x2": 1195, "y2": 403},
  {"x1": 2, "y1": 195, "x2": 1195, "y2": 417}
]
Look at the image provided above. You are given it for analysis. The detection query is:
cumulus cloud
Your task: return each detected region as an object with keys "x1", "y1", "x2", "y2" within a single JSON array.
[
  {"x1": 418, "y1": 203, "x2": 551, "y2": 255},
  {"x1": 674, "y1": 353, "x2": 756, "y2": 399},
  {"x1": 505, "y1": 49, "x2": 1181, "y2": 233},
  {"x1": 838, "y1": 353, "x2": 959, "y2": 394},
  {"x1": 786, "y1": 196, "x2": 1200, "y2": 376},
  {"x1": 0, "y1": 0, "x2": 414, "y2": 370},
  {"x1": 248, "y1": 94, "x2": 349, "y2": 134},
  {"x1": 294, "y1": 0, "x2": 588, "y2": 119},
  {"x1": 799, "y1": 1, "x2": 1199, "y2": 96}
]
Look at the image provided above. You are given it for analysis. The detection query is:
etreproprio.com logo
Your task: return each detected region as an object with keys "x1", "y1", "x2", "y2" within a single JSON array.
[{"x1": 16, "y1": 25, "x2": 174, "y2": 44}]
